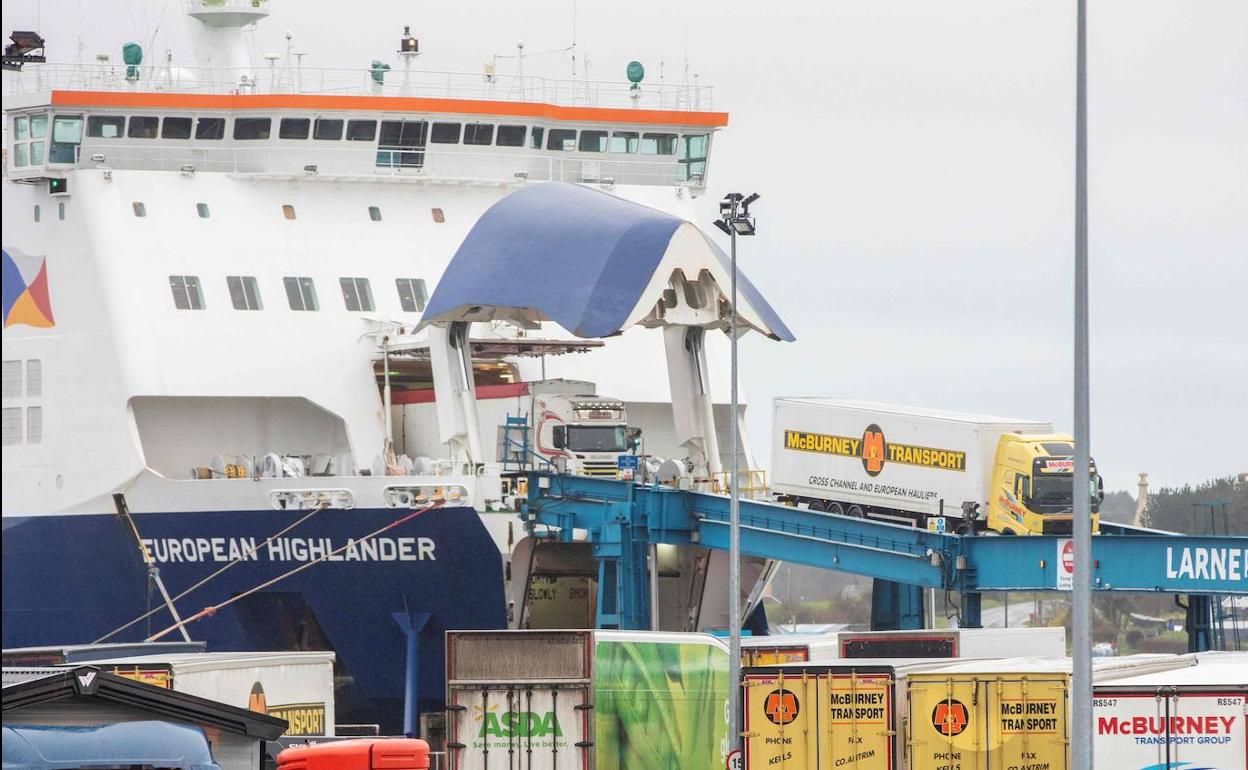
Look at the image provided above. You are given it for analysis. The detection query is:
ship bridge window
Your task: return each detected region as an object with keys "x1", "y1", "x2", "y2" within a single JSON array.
[
  {"x1": 282, "y1": 204, "x2": 296, "y2": 220},
  {"x1": 547, "y1": 128, "x2": 576, "y2": 151},
  {"x1": 87, "y1": 115, "x2": 125, "y2": 139},
  {"x1": 169, "y1": 275, "x2": 205, "y2": 310},
  {"x1": 378, "y1": 120, "x2": 428, "y2": 169},
  {"x1": 2, "y1": 361, "x2": 21, "y2": 399},
  {"x1": 314, "y1": 119, "x2": 343, "y2": 141},
  {"x1": 578, "y1": 130, "x2": 607, "y2": 153},
  {"x1": 368, "y1": 206, "x2": 382, "y2": 222},
  {"x1": 496, "y1": 125, "x2": 525, "y2": 147},
  {"x1": 430, "y1": 122, "x2": 461, "y2": 144},
  {"x1": 227, "y1": 275, "x2": 263, "y2": 310},
  {"x1": 127, "y1": 116, "x2": 160, "y2": 139},
  {"x1": 133, "y1": 201, "x2": 147, "y2": 217},
  {"x1": 233, "y1": 117, "x2": 272, "y2": 140},
  {"x1": 339, "y1": 277, "x2": 375, "y2": 312},
  {"x1": 2, "y1": 408, "x2": 19, "y2": 446},
  {"x1": 49, "y1": 116, "x2": 83, "y2": 164},
  {"x1": 640, "y1": 132, "x2": 677, "y2": 155},
  {"x1": 529, "y1": 126, "x2": 544, "y2": 149},
  {"x1": 280, "y1": 118, "x2": 311, "y2": 139},
  {"x1": 33, "y1": 205, "x2": 40, "y2": 222},
  {"x1": 196, "y1": 202, "x2": 210, "y2": 218},
  {"x1": 346, "y1": 120, "x2": 377, "y2": 141},
  {"x1": 12, "y1": 114, "x2": 47, "y2": 167},
  {"x1": 677, "y1": 133, "x2": 709, "y2": 182},
  {"x1": 463, "y1": 123, "x2": 494, "y2": 146},
  {"x1": 162, "y1": 117, "x2": 193, "y2": 139},
  {"x1": 610, "y1": 131, "x2": 639, "y2": 153},
  {"x1": 195, "y1": 117, "x2": 225, "y2": 140},
  {"x1": 284, "y1": 276, "x2": 319, "y2": 311},
  {"x1": 396, "y1": 278, "x2": 428, "y2": 312}
]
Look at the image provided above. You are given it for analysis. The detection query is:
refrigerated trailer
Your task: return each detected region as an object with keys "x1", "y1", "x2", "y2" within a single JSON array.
[
  {"x1": 771, "y1": 399, "x2": 1103, "y2": 535},
  {"x1": 742, "y1": 627, "x2": 1066, "y2": 664},
  {"x1": 83, "y1": 651, "x2": 336, "y2": 737},
  {"x1": 1093, "y1": 653, "x2": 1247, "y2": 770},
  {"x1": 445, "y1": 630, "x2": 730, "y2": 770}
]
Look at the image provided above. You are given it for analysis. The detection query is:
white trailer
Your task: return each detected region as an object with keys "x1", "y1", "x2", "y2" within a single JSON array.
[
  {"x1": 771, "y1": 398, "x2": 1102, "y2": 535},
  {"x1": 837, "y1": 627, "x2": 1067, "y2": 659},
  {"x1": 85, "y1": 650, "x2": 336, "y2": 737},
  {"x1": 1093, "y1": 653, "x2": 1248, "y2": 770}
]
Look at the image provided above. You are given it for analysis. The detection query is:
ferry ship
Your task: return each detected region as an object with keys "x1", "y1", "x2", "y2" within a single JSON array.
[{"x1": 1, "y1": 1, "x2": 778, "y2": 732}]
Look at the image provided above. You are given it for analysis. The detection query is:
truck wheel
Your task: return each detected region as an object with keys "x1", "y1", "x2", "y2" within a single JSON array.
[
  {"x1": 809, "y1": 500, "x2": 828, "y2": 512},
  {"x1": 999, "y1": 529, "x2": 1017, "y2": 536},
  {"x1": 846, "y1": 505, "x2": 864, "y2": 518},
  {"x1": 826, "y1": 502, "x2": 845, "y2": 516}
]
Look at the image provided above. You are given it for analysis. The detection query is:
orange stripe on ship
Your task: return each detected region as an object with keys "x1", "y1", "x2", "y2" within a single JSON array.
[{"x1": 49, "y1": 91, "x2": 729, "y2": 127}]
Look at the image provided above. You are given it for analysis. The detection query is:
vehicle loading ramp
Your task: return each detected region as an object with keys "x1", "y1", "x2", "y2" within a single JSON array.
[{"x1": 523, "y1": 473, "x2": 1246, "y2": 649}]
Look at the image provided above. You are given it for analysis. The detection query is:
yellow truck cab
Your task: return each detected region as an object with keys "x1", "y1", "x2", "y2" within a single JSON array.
[{"x1": 988, "y1": 433, "x2": 1103, "y2": 535}]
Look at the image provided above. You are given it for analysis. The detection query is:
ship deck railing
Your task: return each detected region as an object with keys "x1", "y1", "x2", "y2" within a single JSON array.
[
  {"x1": 57, "y1": 142, "x2": 701, "y2": 186},
  {"x1": 5, "y1": 62, "x2": 714, "y2": 112}
]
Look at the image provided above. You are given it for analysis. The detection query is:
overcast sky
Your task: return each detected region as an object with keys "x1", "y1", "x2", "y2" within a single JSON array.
[{"x1": 5, "y1": 0, "x2": 1245, "y2": 492}]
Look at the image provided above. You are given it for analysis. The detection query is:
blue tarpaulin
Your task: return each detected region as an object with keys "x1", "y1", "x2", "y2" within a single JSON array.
[
  {"x1": 2, "y1": 721, "x2": 221, "y2": 770},
  {"x1": 420, "y1": 183, "x2": 793, "y2": 341}
]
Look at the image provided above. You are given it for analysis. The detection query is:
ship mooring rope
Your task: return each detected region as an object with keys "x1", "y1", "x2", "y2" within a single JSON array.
[
  {"x1": 146, "y1": 501, "x2": 443, "y2": 642},
  {"x1": 93, "y1": 503, "x2": 330, "y2": 644}
]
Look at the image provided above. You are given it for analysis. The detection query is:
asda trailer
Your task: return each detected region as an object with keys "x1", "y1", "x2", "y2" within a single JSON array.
[
  {"x1": 445, "y1": 630, "x2": 730, "y2": 770},
  {"x1": 1094, "y1": 653, "x2": 1247, "y2": 770},
  {"x1": 771, "y1": 399, "x2": 1103, "y2": 535}
]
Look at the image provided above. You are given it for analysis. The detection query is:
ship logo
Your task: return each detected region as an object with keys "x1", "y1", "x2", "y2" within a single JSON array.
[{"x1": 2, "y1": 247, "x2": 55, "y2": 329}]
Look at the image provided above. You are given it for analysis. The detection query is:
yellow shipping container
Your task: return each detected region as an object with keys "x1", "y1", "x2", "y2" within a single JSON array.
[
  {"x1": 743, "y1": 667, "x2": 896, "y2": 770},
  {"x1": 905, "y1": 670, "x2": 1069, "y2": 770}
]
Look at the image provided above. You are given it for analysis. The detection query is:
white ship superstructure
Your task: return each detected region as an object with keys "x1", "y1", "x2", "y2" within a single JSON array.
[{"x1": 1, "y1": 0, "x2": 763, "y2": 732}]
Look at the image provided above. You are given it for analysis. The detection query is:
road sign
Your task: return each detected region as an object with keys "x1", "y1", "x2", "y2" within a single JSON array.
[
  {"x1": 1057, "y1": 539, "x2": 1074, "y2": 590},
  {"x1": 726, "y1": 748, "x2": 742, "y2": 770},
  {"x1": 617, "y1": 455, "x2": 639, "y2": 470}
]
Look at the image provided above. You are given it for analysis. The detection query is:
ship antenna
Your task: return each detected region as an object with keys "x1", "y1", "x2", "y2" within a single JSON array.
[{"x1": 570, "y1": 0, "x2": 577, "y2": 79}]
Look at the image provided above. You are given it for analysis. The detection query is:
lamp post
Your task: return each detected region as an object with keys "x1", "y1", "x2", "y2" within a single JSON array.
[
  {"x1": 713, "y1": 191, "x2": 759, "y2": 757},
  {"x1": 1072, "y1": 1, "x2": 1093, "y2": 768}
]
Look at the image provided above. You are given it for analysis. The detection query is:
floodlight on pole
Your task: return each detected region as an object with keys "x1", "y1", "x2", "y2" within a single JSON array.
[{"x1": 714, "y1": 190, "x2": 759, "y2": 759}]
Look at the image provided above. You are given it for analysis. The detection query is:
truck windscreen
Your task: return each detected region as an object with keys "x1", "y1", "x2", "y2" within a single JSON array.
[
  {"x1": 566, "y1": 425, "x2": 627, "y2": 452},
  {"x1": 1032, "y1": 475, "x2": 1101, "y2": 510}
]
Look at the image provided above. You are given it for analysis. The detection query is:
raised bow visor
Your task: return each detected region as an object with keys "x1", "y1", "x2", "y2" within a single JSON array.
[{"x1": 418, "y1": 182, "x2": 793, "y2": 341}]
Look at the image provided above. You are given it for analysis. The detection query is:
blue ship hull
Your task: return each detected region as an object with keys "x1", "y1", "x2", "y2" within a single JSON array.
[{"x1": 1, "y1": 504, "x2": 506, "y2": 732}]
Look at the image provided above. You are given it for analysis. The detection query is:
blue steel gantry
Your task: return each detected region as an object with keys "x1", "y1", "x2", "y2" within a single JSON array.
[{"x1": 523, "y1": 472, "x2": 1247, "y2": 651}]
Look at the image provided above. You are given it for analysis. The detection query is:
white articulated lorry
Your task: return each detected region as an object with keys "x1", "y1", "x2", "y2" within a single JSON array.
[{"x1": 771, "y1": 399, "x2": 1104, "y2": 535}]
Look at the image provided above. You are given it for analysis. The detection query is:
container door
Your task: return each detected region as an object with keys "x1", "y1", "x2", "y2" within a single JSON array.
[
  {"x1": 907, "y1": 675, "x2": 988, "y2": 770},
  {"x1": 826, "y1": 672, "x2": 894, "y2": 770},
  {"x1": 743, "y1": 670, "x2": 821, "y2": 770},
  {"x1": 986, "y1": 675, "x2": 1068, "y2": 770},
  {"x1": 448, "y1": 685, "x2": 590, "y2": 770}
]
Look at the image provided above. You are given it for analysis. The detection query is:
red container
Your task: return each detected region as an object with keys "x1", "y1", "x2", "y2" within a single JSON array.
[{"x1": 277, "y1": 738, "x2": 430, "y2": 770}]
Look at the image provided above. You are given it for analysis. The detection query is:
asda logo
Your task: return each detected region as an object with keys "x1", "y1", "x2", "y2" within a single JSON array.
[{"x1": 479, "y1": 710, "x2": 563, "y2": 739}]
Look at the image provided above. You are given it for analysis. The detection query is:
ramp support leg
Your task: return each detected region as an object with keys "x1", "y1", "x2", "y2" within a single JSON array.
[
  {"x1": 592, "y1": 513, "x2": 651, "y2": 630},
  {"x1": 960, "y1": 592, "x2": 982, "y2": 629},
  {"x1": 1184, "y1": 594, "x2": 1215, "y2": 652},
  {"x1": 870, "y1": 579, "x2": 926, "y2": 630},
  {"x1": 392, "y1": 609, "x2": 431, "y2": 737}
]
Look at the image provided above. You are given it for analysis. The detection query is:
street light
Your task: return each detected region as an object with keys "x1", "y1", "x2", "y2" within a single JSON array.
[{"x1": 714, "y1": 190, "x2": 759, "y2": 759}]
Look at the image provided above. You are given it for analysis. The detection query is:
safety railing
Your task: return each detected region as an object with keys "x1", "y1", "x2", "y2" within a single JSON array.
[
  {"x1": 6, "y1": 62, "x2": 714, "y2": 112},
  {"x1": 711, "y1": 469, "x2": 769, "y2": 499}
]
